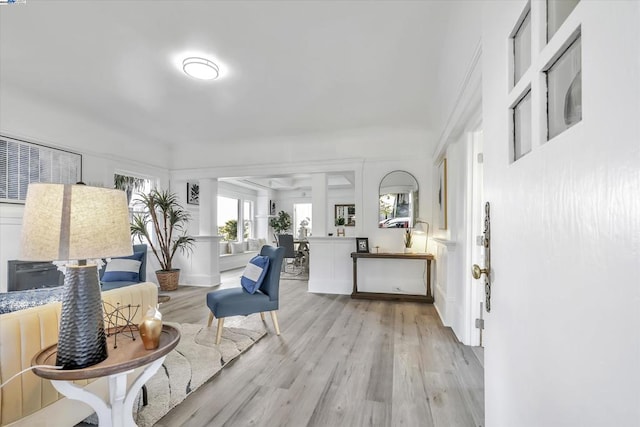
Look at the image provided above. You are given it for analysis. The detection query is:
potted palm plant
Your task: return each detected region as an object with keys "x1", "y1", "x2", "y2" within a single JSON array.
[{"x1": 130, "y1": 189, "x2": 195, "y2": 291}]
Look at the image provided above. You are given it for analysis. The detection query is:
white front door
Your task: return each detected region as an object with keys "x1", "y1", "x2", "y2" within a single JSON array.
[{"x1": 482, "y1": 2, "x2": 640, "y2": 426}]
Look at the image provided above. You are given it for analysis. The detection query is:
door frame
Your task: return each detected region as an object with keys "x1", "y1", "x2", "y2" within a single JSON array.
[
  {"x1": 431, "y1": 40, "x2": 483, "y2": 346},
  {"x1": 466, "y1": 128, "x2": 484, "y2": 347}
]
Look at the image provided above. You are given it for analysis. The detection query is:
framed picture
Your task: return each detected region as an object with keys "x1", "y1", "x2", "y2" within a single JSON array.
[
  {"x1": 187, "y1": 182, "x2": 199, "y2": 205},
  {"x1": 269, "y1": 200, "x2": 276, "y2": 216},
  {"x1": 356, "y1": 237, "x2": 369, "y2": 253},
  {"x1": 335, "y1": 204, "x2": 356, "y2": 227},
  {"x1": 438, "y1": 158, "x2": 448, "y2": 230}
]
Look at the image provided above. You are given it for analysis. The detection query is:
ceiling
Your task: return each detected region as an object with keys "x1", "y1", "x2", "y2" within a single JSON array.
[
  {"x1": 0, "y1": 0, "x2": 454, "y2": 150},
  {"x1": 222, "y1": 171, "x2": 355, "y2": 192}
]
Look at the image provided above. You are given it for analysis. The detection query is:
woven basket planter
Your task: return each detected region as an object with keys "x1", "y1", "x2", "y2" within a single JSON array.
[{"x1": 156, "y1": 269, "x2": 180, "y2": 291}]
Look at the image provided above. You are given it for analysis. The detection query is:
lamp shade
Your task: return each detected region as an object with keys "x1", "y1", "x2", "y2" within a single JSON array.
[{"x1": 21, "y1": 183, "x2": 133, "y2": 261}]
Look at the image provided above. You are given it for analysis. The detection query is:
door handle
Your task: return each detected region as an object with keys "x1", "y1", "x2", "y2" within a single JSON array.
[
  {"x1": 480, "y1": 202, "x2": 492, "y2": 312},
  {"x1": 472, "y1": 264, "x2": 490, "y2": 280}
]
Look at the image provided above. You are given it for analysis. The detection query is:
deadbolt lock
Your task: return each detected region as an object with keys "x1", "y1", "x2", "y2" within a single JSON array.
[{"x1": 472, "y1": 264, "x2": 490, "y2": 280}]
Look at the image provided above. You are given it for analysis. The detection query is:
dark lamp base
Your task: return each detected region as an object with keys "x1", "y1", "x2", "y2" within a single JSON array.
[{"x1": 56, "y1": 264, "x2": 108, "y2": 369}]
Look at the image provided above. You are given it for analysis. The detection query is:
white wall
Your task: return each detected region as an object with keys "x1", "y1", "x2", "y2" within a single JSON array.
[
  {"x1": 168, "y1": 127, "x2": 434, "y2": 169},
  {"x1": 483, "y1": 1, "x2": 640, "y2": 426},
  {"x1": 432, "y1": 133, "x2": 473, "y2": 339},
  {"x1": 0, "y1": 149, "x2": 169, "y2": 291},
  {"x1": 0, "y1": 86, "x2": 171, "y2": 170},
  {"x1": 432, "y1": 1, "x2": 483, "y2": 142}
]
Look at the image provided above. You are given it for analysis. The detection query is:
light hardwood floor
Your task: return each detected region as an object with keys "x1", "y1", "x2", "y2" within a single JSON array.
[{"x1": 155, "y1": 273, "x2": 484, "y2": 427}]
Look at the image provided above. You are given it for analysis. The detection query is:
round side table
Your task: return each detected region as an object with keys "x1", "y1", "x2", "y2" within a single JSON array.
[{"x1": 32, "y1": 324, "x2": 180, "y2": 427}]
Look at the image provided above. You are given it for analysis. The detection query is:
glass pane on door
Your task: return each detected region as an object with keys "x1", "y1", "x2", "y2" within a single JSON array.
[
  {"x1": 547, "y1": 0, "x2": 580, "y2": 41},
  {"x1": 547, "y1": 36, "x2": 582, "y2": 140},
  {"x1": 513, "y1": 90, "x2": 532, "y2": 161}
]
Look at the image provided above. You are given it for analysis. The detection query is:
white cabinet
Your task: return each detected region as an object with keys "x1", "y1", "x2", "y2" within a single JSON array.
[{"x1": 308, "y1": 237, "x2": 355, "y2": 295}]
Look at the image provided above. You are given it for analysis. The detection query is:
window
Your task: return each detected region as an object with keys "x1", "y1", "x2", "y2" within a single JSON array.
[
  {"x1": 218, "y1": 196, "x2": 256, "y2": 241},
  {"x1": 114, "y1": 173, "x2": 152, "y2": 242},
  {"x1": 114, "y1": 174, "x2": 151, "y2": 212},
  {"x1": 1, "y1": 135, "x2": 81, "y2": 203},
  {"x1": 218, "y1": 196, "x2": 239, "y2": 241},
  {"x1": 243, "y1": 200, "x2": 254, "y2": 239},
  {"x1": 293, "y1": 203, "x2": 312, "y2": 237}
]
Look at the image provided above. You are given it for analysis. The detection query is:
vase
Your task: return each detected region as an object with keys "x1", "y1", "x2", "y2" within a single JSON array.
[{"x1": 139, "y1": 305, "x2": 163, "y2": 350}]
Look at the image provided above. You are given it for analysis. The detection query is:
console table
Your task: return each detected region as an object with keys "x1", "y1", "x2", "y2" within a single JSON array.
[
  {"x1": 350, "y1": 252, "x2": 434, "y2": 303},
  {"x1": 32, "y1": 324, "x2": 180, "y2": 427}
]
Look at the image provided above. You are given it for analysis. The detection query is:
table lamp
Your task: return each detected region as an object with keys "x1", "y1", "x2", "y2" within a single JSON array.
[
  {"x1": 20, "y1": 183, "x2": 132, "y2": 369},
  {"x1": 412, "y1": 218, "x2": 430, "y2": 253}
]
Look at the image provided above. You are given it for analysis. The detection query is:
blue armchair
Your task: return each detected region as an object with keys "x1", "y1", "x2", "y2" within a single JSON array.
[{"x1": 206, "y1": 245, "x2": 284, "y2": 344}]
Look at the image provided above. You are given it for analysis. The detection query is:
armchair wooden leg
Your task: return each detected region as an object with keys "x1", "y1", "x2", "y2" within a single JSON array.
[
  {"x1": 207, "y1": 312, "x2": 214, "y2": 327},
  {"x1": 260, "y1": 312, "x2": 266, "y2": 321},
  {"x1": 215, "y1": 317, "x2": 224, "y2": 345},
  {"x1": 270, "y1": 311, "x2": 281, "y2": 336}
]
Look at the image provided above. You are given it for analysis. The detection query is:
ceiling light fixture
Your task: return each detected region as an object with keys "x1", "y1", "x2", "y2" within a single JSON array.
[{"x1": 182, "y1": 56, "x2": 219, "y2": 80}]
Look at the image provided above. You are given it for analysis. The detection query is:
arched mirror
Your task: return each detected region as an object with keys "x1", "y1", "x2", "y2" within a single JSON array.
[{"x1": 378, "y1": 170, "x2": 418, "y2": 228}]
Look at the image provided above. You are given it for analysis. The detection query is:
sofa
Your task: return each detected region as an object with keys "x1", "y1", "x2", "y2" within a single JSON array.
[{"x1": 0, "y1": 281, "x2": 158, "y2": 426}]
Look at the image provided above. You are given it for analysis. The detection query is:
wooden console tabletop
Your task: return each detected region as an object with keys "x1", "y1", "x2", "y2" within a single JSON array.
[{"x1": 350, "y1": 252, "x2": 434, "y2": 303}]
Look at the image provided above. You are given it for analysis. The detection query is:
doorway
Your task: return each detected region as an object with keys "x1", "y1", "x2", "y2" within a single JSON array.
[{"x1": 293, "y1": 203, "x2": 312, "y2": 239}]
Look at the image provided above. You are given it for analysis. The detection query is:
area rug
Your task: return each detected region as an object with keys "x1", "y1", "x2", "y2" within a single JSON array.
[
  {"x1": 280, "y1": 268, "x2": 309, "y2": 281},
  {"x1": 85, "y1": 315, "x2": 266, "y2": 427}
]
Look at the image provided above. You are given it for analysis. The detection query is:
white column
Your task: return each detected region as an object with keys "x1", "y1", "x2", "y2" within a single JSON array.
[
  {"x1": 353, "y1": 164, "x2": 364, "y2": 236},
  {"x1": 198, "y1": 178, "x2": 218, "y2": 236},
  {"x1": 311, "y1": 173, "x2": 327, "y2": 236},
  {"x1": 175, "y1": 178, "x2": 221, "y2": 286},
  {"x1": 181, "y1": 235, "x2": 222, "y2": 286},
  {"x1": 256, "y1": 193, "x2": 269, "y2": 240},
  {"x1": 238, "y1": 198, "x2": 245, "y2": 243}
]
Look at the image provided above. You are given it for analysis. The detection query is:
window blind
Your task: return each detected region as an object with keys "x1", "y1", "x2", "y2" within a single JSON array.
[{"x1": 0, "y1": 136, "x2": 82, "y2": 203}]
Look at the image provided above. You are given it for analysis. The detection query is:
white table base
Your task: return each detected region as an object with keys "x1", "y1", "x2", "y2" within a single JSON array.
[{"x1": 51, "y1": 356, "x2": 166, "y2": 427}]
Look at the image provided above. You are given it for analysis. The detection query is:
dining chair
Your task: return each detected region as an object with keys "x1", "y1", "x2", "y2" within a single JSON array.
[{"x1": 277, "y1": 234, "x2": 304, "y2": 274}]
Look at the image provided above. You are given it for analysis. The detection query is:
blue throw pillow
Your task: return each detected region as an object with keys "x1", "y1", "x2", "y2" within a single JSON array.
[
  {"x1": 241, "y1": 255, "x2": 270, "y2": 294},
  {"x1": 114, "y1": 251, "x2": 145, "y2": 263},
  {"x1": 102, "y1": 251, "x2": 144, "y2": 283}
]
